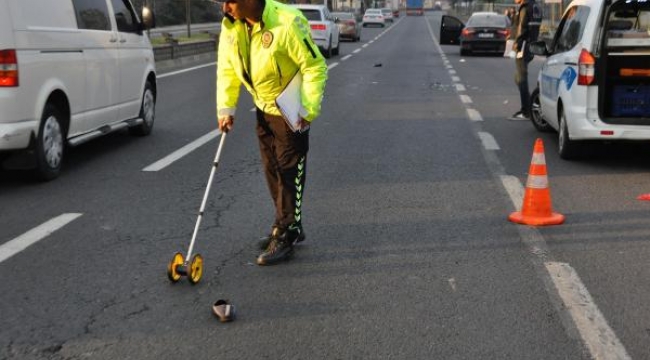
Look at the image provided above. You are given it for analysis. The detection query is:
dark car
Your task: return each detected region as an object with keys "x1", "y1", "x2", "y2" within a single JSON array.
[
  {"x1": 332, "y1": 11, "x2": 361, "y2": 42},
  {"x1": 440, "y1": 12, "x2": 510, "y2": 55}
]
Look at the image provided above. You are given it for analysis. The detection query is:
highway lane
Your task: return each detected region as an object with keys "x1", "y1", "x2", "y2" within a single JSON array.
[
  {"x1": 1, "y1": 12, "x2": 646, "y2": 359},
  {"x1": 430, "y1": 11, "x2": 650, "y2": 359}
]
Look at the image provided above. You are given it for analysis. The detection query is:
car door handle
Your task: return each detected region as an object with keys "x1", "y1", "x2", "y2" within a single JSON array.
[
  {"x1": 564, "y1": 62, "x2": 577, "y2": 66},
  {"x1": 110, "y1": 37, "x2": 118, "y2": 43},
  {"x1": 119, "y1": 38, "x2": 127, "y2": 43}
]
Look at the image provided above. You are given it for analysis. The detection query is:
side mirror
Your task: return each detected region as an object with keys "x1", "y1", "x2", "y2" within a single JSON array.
[
  {"x1": 529, "y1": 40, "x2": 549, "y2": 56},
  {"x1": 142, "y1": 6, "x2": 156, "y2": 29}
]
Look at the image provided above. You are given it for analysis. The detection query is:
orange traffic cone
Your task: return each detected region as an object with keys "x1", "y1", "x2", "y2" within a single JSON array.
[{"x1": 509, "y1": 138, "x2": 565, "y2": 226}]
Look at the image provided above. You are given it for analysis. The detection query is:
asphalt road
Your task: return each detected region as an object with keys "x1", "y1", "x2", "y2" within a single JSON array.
[{"x1": 2, "y1": 12, "x2": 650, "y2": 360}]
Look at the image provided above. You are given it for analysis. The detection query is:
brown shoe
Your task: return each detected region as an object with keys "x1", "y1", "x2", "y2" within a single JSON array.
[{"x1": 212, "y1": 299, "x2": 235, "y2": 322}]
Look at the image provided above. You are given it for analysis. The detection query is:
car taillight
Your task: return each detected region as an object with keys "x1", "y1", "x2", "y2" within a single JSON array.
[
  {"x1": 498, "y1": 29, "x2": 510, "y2": 37},
  {"x1": 346, "y1": 20, "x2": 355, "y2": 26},
  {"x1": 0, "y1": 49, "x2": 18, "y2": 87},
  {"x1": 461, "y1": 28, "x2": 474, "y2": 37},
  {"x1": 310, "y1": 24, "x2": 326, "y2": 31},
  {"x1": 578, "y1": 49, "x2": 596, "y2": 86}
]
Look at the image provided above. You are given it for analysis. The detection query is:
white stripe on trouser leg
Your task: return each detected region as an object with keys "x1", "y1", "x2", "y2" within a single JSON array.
[{"x1": 291, "y1": 156, "x2": 305, "y2": 233}]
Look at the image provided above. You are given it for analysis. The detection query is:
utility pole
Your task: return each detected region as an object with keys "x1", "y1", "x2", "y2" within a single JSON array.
[{"x1": 186, "y1": 0, "x2": 191, "y2": 38}]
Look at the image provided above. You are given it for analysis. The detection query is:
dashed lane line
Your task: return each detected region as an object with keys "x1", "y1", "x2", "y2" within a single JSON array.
[
  {"x1": 341, "y1": 54, "x2": 352, "y2": 61},
  {"x1": 0, "y1": 213, "x2": 83, "y2": 264},
  {"x1": 143, "y1": 130, "x2": 221, "y2": 172},
  {"x1": 466, "y1": 108, "x2": 483, "y2": 121},
  {"x1": 459, "y1": 94, "x2": 472, "y2": 104},
  {"x1": 478, "y1": 132, "x2": 500, "y2": 150}
]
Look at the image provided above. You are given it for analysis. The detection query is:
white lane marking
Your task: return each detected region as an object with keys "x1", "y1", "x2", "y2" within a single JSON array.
[
  {"x1": 363, "y1": 43, "x2": 369, "y2": 48},
  {"x1": 500, "y1": 175, "x2": 524, "y2": 207},
  {"x1": 460, "y1": 94, "x2": 472, "y2": 103},
  {"x1": 466, "y1": 108, "x2": 483, "y2": 121},
  {"x1": 0, "y1": 213, "x2": 83, "y2": 264},
  {"x1": 342, "y1": 54, "x2": 352, "y2": 61},
  {"x1": 478, "y1": 132, "x2": 500, "y2": 150},
  {"x1": 452, "y1": 76, "x2": 461, "y2": 83},
  {"x1": 455, "y1": 83, "x2": 466, "y2": 92},
  {"x1": 545, "y1": 262, "x2": 632, "y2": 360},
  {"x1": 353, "y1": 49, "x2": 361, "y2": 53},
  {"x1": 143, "y1": 130, "x2": 221, "y2": 171},
  {"x1": 250, "y1": 107, "x2": 256, "y2": 112},
  {"x1": 368, "y1": 40, "x2": 374, "y2": 44},
  {"x1": 449, "y1": 69, "x2": 456, "y2": 75},
  {"x1": 327, "y1": 62, "x2": 339, "y2": 70},
  {"x1": 446, "y1": 65, "x2": 453, "y2": 69},
  {"x1": 448, "y1": 278, "x2": 457, "y2": 292},
  {"x1": 159, "y1": 62, "x2": 215, "y2": 78}
]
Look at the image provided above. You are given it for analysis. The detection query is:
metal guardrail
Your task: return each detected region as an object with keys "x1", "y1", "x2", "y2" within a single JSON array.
[{"x1": 153, "y1": 39, "x2": 217, "y2": 61}]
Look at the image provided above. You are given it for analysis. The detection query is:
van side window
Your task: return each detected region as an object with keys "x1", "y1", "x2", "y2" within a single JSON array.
[
  {"x1": 72, "y1": 0, "x2": 111, "y2": 31},
  {"x1": 111, "y1": 0, "x2": 140, "y2": 33},
  {"x1": 554, "y1": 6, "x2": 590, "y2": 53}
]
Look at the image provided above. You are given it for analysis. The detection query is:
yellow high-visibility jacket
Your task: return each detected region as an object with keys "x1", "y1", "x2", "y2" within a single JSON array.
[{"x1": 216, "y1": 0, "x2": 328, "y2": 122}]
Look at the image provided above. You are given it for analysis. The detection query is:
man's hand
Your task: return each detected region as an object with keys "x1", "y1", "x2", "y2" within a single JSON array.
[
  {"x1": 218, "y1": 115, "x2": 234, "y2": 133},
  {"x1": 299, "y1": 118, "x2": 310, "y2": 133}
]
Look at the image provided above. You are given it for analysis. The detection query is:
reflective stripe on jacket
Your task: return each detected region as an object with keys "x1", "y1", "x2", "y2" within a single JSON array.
[{"x1": 217, "y1": 0, "x2": 328, "y2": 122}]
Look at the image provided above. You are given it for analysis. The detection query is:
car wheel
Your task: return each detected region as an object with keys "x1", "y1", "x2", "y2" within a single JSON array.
[
  {"x1": 460, "y1": 48, "x2": 470, "y2": 56},
  {"x1": 530, "y1": 87, "x2": 553, "y2": 133},
  {"x1": 558, "y1": 106, "x2": 581, "y2": 160},
  {"x1": 323, "y1": 37, "x2": 332, "y2": 58},
  {"x1": 34, "y1": 103, "x2": 65, "y2": 181},
  {"x1": 129, "y1": 80, "x2": 155, "y2": 136}
]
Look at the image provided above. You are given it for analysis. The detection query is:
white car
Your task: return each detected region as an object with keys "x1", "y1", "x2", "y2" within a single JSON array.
[
  {"x1": 362, "y1": 9, "x2": 386, "y2": 27},
  {"x1": 0, "y1": 0, "x2": 156, "y2": 180},
  {"x1": 530, "y1": 0, "x2": 650, "y2": 159},
  {"x1": 380, "y1": 8, "x2": 394, "y2": 23},
  {"x1": 292, "y1": 4, "x2": 340, "y2": 58}
]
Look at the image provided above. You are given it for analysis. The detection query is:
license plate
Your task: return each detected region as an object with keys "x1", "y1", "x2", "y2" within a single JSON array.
[{"x1": 478, "y1": 33, "x2": 494, "y2": 38}]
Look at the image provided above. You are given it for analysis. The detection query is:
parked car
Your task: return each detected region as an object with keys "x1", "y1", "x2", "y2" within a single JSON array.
[
  {"x1": 292, "y1": 4, "x2": 340, "y2": 58},
  {"x1": 0, "y1": 0, "x2": 157, "y2": 180},
  {"x1": 529, "y1": 0, "x2": 650, "y2": 159},
  {"x1": 440, "y1": 12, "x2": 510, "y2": 55},
  {"x1": 393, "y1": 9, "x2": 400, "y2": 18},
  {"x1": 380, "y1": 8, "x2": 394, "y2": 23},
  {"x1": 362, "y1": 8, "x2": 386, "y2": 27},
  {"x1": 332, "y1": 12, "x2": 361, "y2": 42}
]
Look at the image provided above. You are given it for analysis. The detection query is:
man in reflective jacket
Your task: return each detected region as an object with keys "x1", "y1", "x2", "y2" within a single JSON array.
[{"x1": 217, "y1": 0, "x2": 328, "y2": 265}]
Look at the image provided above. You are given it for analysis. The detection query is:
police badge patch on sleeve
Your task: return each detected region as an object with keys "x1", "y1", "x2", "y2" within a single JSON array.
[{"x1": 294, "y1": 16, "x2": 309, "y2": 37}]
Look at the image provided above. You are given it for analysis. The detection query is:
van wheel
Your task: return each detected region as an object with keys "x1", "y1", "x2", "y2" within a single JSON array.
[
  {"x1": 130, "y1": 81, "x2": 155, "y2": 136},
  {"x1": 34, "y1": 104, "x2": 65, "y2": 181},
  {"x1": 530, "y1": 88, "x2": 552, "y2": 133},
  {"x1": 558, "y1": 108, "x2": 581, "y2": 160}
]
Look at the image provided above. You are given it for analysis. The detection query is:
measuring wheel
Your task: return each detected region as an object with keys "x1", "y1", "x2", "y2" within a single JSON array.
[
  {"x1": 188, "y1": 254, "x2": 204, "y2": 284},
  {"x1": 167, "y1": 252, "x2": 184, "y2": 282}
]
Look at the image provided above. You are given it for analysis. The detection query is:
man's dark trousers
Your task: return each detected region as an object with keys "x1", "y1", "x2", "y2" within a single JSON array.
[
  {"x1": 515, "y1": 56, "x2": 532, "y2": 116},
  {"x1": 256, "y1": 108, "x2": 308, "y2": 232}
]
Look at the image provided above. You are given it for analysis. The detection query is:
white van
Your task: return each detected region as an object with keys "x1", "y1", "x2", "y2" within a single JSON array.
[
  {"x1": 529, "y1": 0, "x2": 650, "y2": 159},
  {"x1": 0, "y1": 0, "x2": 156, "y2": 179}
]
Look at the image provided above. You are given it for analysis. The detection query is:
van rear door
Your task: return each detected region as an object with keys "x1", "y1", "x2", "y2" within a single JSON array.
[
  {"x1": 599, "y1": 0, "x2": 650, "y2": 124},
  {"x1": 0, "y1": 1, "x2": 15, "y2": 50}
]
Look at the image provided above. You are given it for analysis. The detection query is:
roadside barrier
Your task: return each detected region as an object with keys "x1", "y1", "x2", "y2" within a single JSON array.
[{"x1": 509, "y1": 138, "x2": 565, "y2": 226}]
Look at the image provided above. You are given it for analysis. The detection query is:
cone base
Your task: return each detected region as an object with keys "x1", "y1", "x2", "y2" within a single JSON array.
[{"x1": 508, "y1": 211, "x2": 565, "y2": 226}]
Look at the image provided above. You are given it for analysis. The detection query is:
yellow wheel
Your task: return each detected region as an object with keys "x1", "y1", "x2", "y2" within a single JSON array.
[
  {"x1": 188, "y1": 254, "x2": 204, "y2": 284},
  {"x1": 167, "y1": 252, "x2": 184, "y2": 282}
]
